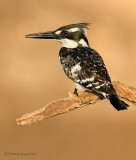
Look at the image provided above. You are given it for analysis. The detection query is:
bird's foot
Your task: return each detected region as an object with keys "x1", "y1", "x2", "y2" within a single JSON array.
[{"x1": 73, "y1": 88, "x2": 79, "y2": 97}]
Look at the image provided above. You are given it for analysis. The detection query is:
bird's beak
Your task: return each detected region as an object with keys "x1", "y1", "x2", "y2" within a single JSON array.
[{"x1": 25, "y1": 31, "x2": 59, "y2": 39}]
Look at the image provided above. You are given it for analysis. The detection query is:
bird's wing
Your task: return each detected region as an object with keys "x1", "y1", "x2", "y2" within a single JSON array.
[
  {"x1": 82, "y1": 48, "x2": 116, "y2": 95},
  {"x1": 88, "y1": 48, "x2": 112, "y2": 83}
]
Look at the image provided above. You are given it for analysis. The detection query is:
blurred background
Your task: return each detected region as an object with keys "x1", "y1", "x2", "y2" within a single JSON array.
[{"x1": 0, "y1": 0, "x2": 136, "y2": 160}]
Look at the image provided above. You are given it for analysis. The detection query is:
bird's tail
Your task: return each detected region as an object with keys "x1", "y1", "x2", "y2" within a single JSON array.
[{"x1": 108, "y1": 94, "x2": 129, "y2": 111}]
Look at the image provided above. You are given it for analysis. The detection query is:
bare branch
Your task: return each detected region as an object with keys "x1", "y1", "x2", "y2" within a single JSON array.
[{"x1": 16, "y1": 81, "x2": 136, "y2": 125}]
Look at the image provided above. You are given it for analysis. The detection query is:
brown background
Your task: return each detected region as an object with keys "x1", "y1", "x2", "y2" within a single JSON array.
[{"x1": 0, "y1": 0, "x2": 136, "y2": 160}]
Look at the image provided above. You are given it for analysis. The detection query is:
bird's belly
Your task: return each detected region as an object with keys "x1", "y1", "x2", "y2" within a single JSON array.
[{"x1": 74, "y1": 82, "x2": 85, "y2": 90}]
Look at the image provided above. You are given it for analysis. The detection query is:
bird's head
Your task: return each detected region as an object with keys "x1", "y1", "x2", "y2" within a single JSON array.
[{"x1": 25, "y1": 23, "x2": 90, "y2": 48}]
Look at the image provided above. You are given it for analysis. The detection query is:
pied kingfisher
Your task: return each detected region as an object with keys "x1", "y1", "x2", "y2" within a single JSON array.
[{"x1": 25, "y1": 23, "x2": 129, "y2": 111}]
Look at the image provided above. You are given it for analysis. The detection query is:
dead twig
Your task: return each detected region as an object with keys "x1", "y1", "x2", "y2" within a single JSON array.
[{"x1": 16, "y1": 81, "x2": 136, "y2": 125}]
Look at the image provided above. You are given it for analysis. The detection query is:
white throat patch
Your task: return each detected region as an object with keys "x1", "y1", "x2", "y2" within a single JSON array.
[
  {"x1": 57, "y1": 38, "x2": 78, "y2": 48},
  {"x1": 56, "y1": 38, "x2": 89, "y2": 48}
]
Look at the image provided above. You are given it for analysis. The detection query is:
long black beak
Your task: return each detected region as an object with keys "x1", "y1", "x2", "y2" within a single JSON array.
[{"x1": 25, "y1": 31, "x2": 59, "y2": 39}]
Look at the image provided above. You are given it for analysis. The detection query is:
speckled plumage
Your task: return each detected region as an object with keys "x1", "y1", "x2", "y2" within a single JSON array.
[
  {"x1": 59, "y1": 47, "x2": 114, "y2": 96},
  {"x1": 26, "y1": 23, "x2": 130, "y2": 111}
]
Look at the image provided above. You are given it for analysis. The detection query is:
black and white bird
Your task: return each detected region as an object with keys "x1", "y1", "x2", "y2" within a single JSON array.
[{"x1": 25, "y1": 23, "x2": 129, "y2": 111}]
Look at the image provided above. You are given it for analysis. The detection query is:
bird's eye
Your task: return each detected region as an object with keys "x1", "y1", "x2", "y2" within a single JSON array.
[{"x1": 61, "y1": 30, "x2": 68, "y2": 36}]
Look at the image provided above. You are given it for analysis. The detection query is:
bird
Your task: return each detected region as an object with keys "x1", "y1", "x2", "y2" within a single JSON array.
[{"x1": 25, "y1": 23, "x2": 130, "y2": 111}]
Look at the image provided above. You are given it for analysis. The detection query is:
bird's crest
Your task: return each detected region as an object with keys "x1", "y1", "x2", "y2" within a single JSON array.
[
  {"x1": 57, "y1": 23, "x2": 90, "y2": 30},
  {"x1": 55, "y1": 23, "x2": 90, "y2": 35}
]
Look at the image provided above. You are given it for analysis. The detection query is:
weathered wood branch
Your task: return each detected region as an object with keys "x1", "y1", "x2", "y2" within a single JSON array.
[{"x1": 16, "y1": 81, "x2": 136, "y2": 125}]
